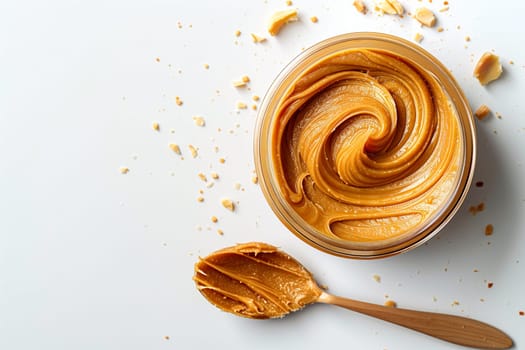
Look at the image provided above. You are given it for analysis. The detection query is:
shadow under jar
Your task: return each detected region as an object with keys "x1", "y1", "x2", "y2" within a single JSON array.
[{"x1": 254, "y1": 33, "x2": 476, "y2": 259}]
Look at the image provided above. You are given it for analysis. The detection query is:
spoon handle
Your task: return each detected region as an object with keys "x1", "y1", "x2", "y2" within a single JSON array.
[{"x1": 318, "y1": 292, "x2": 512, "y2": 349}]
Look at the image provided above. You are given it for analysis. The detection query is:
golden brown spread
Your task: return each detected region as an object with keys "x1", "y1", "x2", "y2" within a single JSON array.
[
  {"x1": 193, "y1": 242, "x2": 321, "y2": 319},
  {"x1": 272, "y1": 48, "x2": 462, "y2": 242}
]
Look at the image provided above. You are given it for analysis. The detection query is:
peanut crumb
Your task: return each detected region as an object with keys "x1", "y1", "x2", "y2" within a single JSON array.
[
  {"x1": 198, "y1": 173, "x2": 207, "y2": 182},
  {"x1": 437, "y1": 26, "x2": 444, "y2": 32},
  {"x1": 439, "y1": 6, "x2": 449, "y2": 12},
  {"x1": 519, "y1": 311, "x2": 524, "y2": 316},
  {"x1": 169, "y1": 143, "x2": 181, "y2": 155},
  {"x1": 233, "y1": 80, "x2": 247, "y2": 88},
  {"x1": 219, "y1": 158, "x2": 226, "y2": 164},
  {"x1": 475, "y1": 104, "x2": 491, "y2": 120},
  {"x1": 251, "y1": 175, "x2": 259, "y2": 184},
  {"x1": 252, "y1": 95, "x2": 260, "y2": 102},
  {"x1": 237, "y1": 101, "x2": 248, "y2": 109},
  {"x1": 485, "y1": 224, "x2": 494, "y2": 236},
  {"x1": 217, "y1": 229, "x2": 224, "y2": 235},
  {"x1": 203, "y1": 63, "x2": 209, "y2": 69},
  {"x1": 221, "y1": 198, "x2": 235, "y2": 211},
  {"x1": 251, "y1": 104, "x2": 257, "y2": 110},
  {"x1": 384, "y1": 300, "x2": 397, "y2": 308},
  {"x1": 465, "y1": 36, "x2": 471, "y2": 42},
  {"x1": 474, "y1": 52, "x2": 503, "y2": 85},
  {"x1": 414, "y1": 32, "x2": 424, "y2": 43},
  {"x1": 267, "y1": 9, "x2": 298, "y2": 36},
  {"x1": 211, "y1": 216, "x2": 218, "y2": 223},
  {"x1": 188, "y1": 145, "x2": 198, "y2": 158},
  {"x1": 310, "y1": 16, "x2": 318, "y2": 23},
  {"x1": 353, "y1": 0, "x2": 367, "y2": 14},
  {"x1": 373, "y1": 274, "x2": 381, "y2": 283},
  {"x1": 119, "y1": 167, "x2": 130, "y2": 174},
  {"x1": 152, "y1": 122, "x2": 160, "y2": 131},
  {"x1": 452, "y1": 300, "x2": 460, "y2": 306},
  {"x1": 250, "y1": 33, "x2": 267, "y2": 43},
  {"x1": 509, "y1": 60, "x2": 514, "y2": 65},
  {"x1": 469, "y1": 202, "x2": 485, "y2": 215},
  {"x1": 376, "y1": 0, "x2": 404, "y2": 16},
  {"x1": 242, "y1": 75, "x2": 250, "y2": 83},
  {"x1": 210, "y1": 172, "x2": 219, "y2": 180},
  {"x1": 319, "y1": 284, "x2": 329, "y2": 291},
  {"x1": 163, "y1": 336, "x2": 170, "y2": 340},
  {"x1": 193, "y1": 116, "x2": 206, "y2": 127},
  {"x1": 487, "y1": 281, "x2": 494, "y2": 288},
  {"x1": 197, "y1": 196, "x2": 204, "y2": 203},
  {"x1": 175, "y1": 96, "x2": 183, "y2": 106},
  {"x1": 234, "y1": 30, "x2": 241, "y2": 37},
  {"x1": 285, "y1": 0, "x2": 293, "y2": 5},
  {"x1": 155, "y1": 57, "x2": 160, "y2": 62},
  {"x1": 414, "y1": 7, "x2": 437, "y2": 27}
]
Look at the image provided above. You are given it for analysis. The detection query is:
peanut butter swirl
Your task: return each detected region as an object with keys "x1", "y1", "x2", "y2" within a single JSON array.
[
  {"x1": 272, "y1": 48, "x2": 462, "y2": 242},
  {"x1": 193, "y1": 242, "x2": 321, "y2": 319}
]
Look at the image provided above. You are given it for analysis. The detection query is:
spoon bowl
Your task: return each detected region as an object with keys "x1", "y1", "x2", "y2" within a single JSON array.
[{"x1": 194, "y1": 242, "x2": 512, "y2": 349}]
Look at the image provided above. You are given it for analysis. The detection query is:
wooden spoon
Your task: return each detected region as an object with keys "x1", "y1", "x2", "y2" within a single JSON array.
[{"x1": 194, "y1": 242, "x2": 512, "y2": 349}]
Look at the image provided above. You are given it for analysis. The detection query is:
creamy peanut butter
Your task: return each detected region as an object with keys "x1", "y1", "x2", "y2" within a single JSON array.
[
  {"x1": 193, "y1": 242, "x2": 321, "y2": 319},
  {"x1": 271, "y1": 48, "x2": 463, "y2": 243}
]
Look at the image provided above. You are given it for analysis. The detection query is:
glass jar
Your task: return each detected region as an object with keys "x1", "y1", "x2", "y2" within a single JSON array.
[{"x1": 254, "y1": 32, "x2": 476, "y2": 259}]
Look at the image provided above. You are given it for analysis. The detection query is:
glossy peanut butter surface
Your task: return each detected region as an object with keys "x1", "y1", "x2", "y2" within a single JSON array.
[
  {"x1": 272, "y1": 48, "x2": 462, "y2": 242},
  {"x1": 193, "y1": 242, "x2": 321, "y2": 319}
]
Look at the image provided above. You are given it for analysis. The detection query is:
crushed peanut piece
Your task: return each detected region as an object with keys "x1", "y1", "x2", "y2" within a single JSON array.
[
  {"x1": 235, "y1": 29, "x2": 241, "y2": 37},
  {"x1": 376, "y1": 0, "x2": 404, "y2": 16},
  {"x1": 251, "y1": 104, "x2": 257, "y2": 110},
  {"x1": 217, "y1": 229, "x2": 224, "y2": 235},
  {"x1": 193, "y1": 116, "x2": 206, "y2": 127},
  {"x1": 485, "y1": 224, "x2": 494, "y2": 236},
  {"x1": 211, "y1": 216, "x2": 218, "y2": 223},
  {"x1": 188, "y1": 145, "x2": 198, "y2": 158},
  {"x1": 250, "y1": 33, "x2": 267, "y2": 43},
  {"x1": 197, "y1": 196, "x2": 204, "y2": 202},
  {"x1": 175, "y1": 96, "x2": 183, "y2": 106},
  {"x1": 487, "y1": 282, "x2": 494, "y2": 288},
  {"x1": 465, "y1": 36, "x2": 471, "y2": 42},
  {"x1": 203, "y1": 63, "x2": 210, "y2": 69},
  {"x1": 286, "y1": 0, "x2": 293, "y2": 5},
  {"x1": 414, "y1": 32, "x2": 424, "y2": 43},
  {"x1": 210, "y1": 172, "x2": 219, "y2": 180},
  {"x1": 237, "y1": 101, "x2": 248, "y2": 109},
  {"x1": 437, "y1": 27, "x2": 444, "y2": 32},
  {"x1": 414, "y1": 7, "x2": 437, "y2": 27},
  {"x1": 219, "y1": 157, "x2": 226, "y2": 164},
  {"x1": 372, "y1": 274, "x2": 381, "y2": 283},
  {"x1": 384, "y1": 300, "x2": 397, "y2": 308},
  {"x1": 169, "y1": 143, "x2": 181, "y2": 155},
  {"x1": 474, "y1": 52, "x2": 503, "y2": 85},
  {"x1": 198, "y1": 173, "x2": 207, "y2": 182},
  {"x1": 251, "y1": 175, "x2": 259, "y2": 184},
  {"x1": 119, "y1": 167, "x2": 130, "y2": 174},
  {"x1": 152, "y1": 122, "x2": 160, "y2": 131},
  {"x1": 439, "y1": 6, "x2": 449, "y2": 12},
  {"x1": 353, "y1": 0, "x2": 367, "y2": 14},
  {"x1": 469, "y1": 202, "x2": 485, "y2": 215},
  {"x1": 233, "y1": 80, "x2": 247, "y2": 88},
  {"x1": 310, "y1": 16, "x2": 318, "y2": 23},
  {"x1": 242, "y1": 75, "x2": 250, "y2": 83},
  {"x1": 221, "y1": 198, "x2": 235, "y2": 211},
  {"x1": 267, "y1": 9, "x2": 298, "y2": 36},
  {"x1": 163, "y1": 336, "x2": 170, "y2": 340},
  {"x1": 475, "y1": 104, "x2": 491, "y2": 120},
  {"x1": 519, "y1": 311, "x2": 524, "y2": 316},
  {"x1": 452, "y1": 300, "x2": 460, "y2": 306},
  {"x1": 252, "y1": 95, "x2": 260, "y2": 102}
]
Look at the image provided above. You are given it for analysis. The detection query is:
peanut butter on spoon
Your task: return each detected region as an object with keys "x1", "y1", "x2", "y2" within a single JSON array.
[{"x1": 194, "y1": 243, "x2": 512, "y2": 349}]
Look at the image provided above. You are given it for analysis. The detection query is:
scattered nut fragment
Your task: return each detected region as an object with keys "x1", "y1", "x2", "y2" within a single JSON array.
[
  {"x1": 414, "y1": 7, "x2": 437, "y2": 27},
  {"x1": 372, "y1": 274, "x2": 381, "y2": 283},
  {"x1": 451, "y1": 300, "x2": 460, "y2": 306},
  {"x1": 310, "y1": 16, "x2": 318, "y2": 23},
  {"x1": 376, "y1": 0, "x2": 404, "y2": 16},
  {"x1": 193, "y1": 116, "x2": 206, "y2": 127},
  {"x1": 188, "y1": 144, "x2": 198, "y2": 158},
  {"x1": 285, "y1": 0, "x2": 293, "y2": 5},
  {"x1": 217, "y1": 229, "x2": 224, "y2": 235},
  {"x1": 221, "y1": 198, "x2": 235, "y2": 211},
  {"x1": 465, "y1": 36, "x2": 471, "y2": 42},
  {"x1": 119, "y1": 167, "x2": 130, "y2": 174},
  {"x1": 250, "y1": 33, "x2": 267, "y2": 43},
  {"x1": 251, "y1": 104, "x2": 257, "y2": 110},
  {"x1": 219, "y1": 157, "x2": 226, "y2": 164},
  {"x1": 252, "y1": 95, "x2": 260, "y2": 102},
  {"x1": 437, "y1": 27, "x2": 444, "y2": 33},
  {"x1": 152, "y1": 122, "x2": 160, "y2": 131},
  {"x1": 234, "y1": 29, "x2": 241, "y2": 37},
  {"x1": 210, "y1": 172, "x2": 219, "y2": 180},
  {"x1": 233, "y1": 80, "x2": 247, "y2": 88},
  {"x1": 175, "y1": 96, "x2": 183, "y2": 106},
  {"x1": 475, "y1": 104, "x2": 491, "y2": 120},
  {"x1": 237, "y1": 101, "x2": 248, "y2": 109},
  {"x1": 485, "y1": 224, "x2": 494, "y2": 236},
  {"x1": 439, "y1": 6, "x2": 449, "y2": 12},
  {"x1": 241, "y1": 75, "x2": 250, "y2": 83},
  {"x1": 474, "y1": 52, "x2": 503, "y2": 85},
  {"x1": 203, "y1": 63, "x2": 210, "y2": 69},
  {"x1": 487, "y1": 282, "x2": 494, "y2": 288},
  {"x1": 353, "y1": 0, "x2": 367, "y2": 14},
  {"x1": 469, "y1": 202, "x2": 485, "y2": 215},
  {"x1": 251, "y1": 175, "x2": 259, "y2": 184},
  {"x1": 414, "y1": 32, "x2": 424, "y2": 43},
  {"x1": 519, "y1": 311, "x2": 524, "y2": 316},
  {"x1": 169, "y1": 143, "x2": 181, "y2": 155},
  {"x1": 197, "y1": 196, "x2": 204, "y2": 202},
  {"x1": 211, "y1": 216, "x2": 218, "y2": 223},
  {"x1": 384, "y1": 300, "x2": 397, "y2": 308},
  {"x1": 198, "y1": 173, "x2": 207, "y2": 182},
  {"x1": 267, "y1": 9, "x2": 298, "y2": 36}
]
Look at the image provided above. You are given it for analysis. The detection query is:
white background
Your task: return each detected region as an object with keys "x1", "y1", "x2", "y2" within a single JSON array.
[{"x1": 1, "y1": 1, "x2": 524, "y2": 349}]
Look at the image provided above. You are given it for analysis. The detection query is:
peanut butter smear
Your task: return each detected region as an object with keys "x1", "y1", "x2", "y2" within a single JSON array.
[
  {"x1": 272, "y1": 48, "x2": 462, "y2": 242},
  {"x1": 193, "y1": 242, "x2": 322, "y2": 319}
]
